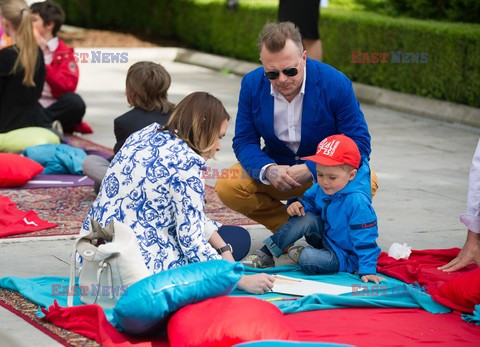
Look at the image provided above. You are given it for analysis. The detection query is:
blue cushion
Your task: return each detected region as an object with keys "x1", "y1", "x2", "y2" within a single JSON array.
[
  {"x1": 22, "y1": 144, "x2": 86, "y2": 174},
  {"x1": 112, "y1": 260, "x2": 244, "y2": 335}
]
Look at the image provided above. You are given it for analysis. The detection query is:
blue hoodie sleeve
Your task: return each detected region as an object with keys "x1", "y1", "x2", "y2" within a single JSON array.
[
  {"x1": 348, "y1": 197, "x2": 380, "y2": 276},
  {"x1": 299, "y1": 184, "x2": 322, "y2": 214}
]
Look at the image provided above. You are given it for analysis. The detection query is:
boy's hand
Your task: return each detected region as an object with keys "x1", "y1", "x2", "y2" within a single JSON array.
[
  {"x1": 287, "y1": 201, "x2": 305, "y2": 216},
  {"x1": 361, "y1": 274, "x2": 385, "y2": 284}
]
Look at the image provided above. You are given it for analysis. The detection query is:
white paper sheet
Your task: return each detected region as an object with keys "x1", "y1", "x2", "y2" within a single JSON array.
[{"x1": 271, "y1": 274, "x2": 352, "y2": 296}]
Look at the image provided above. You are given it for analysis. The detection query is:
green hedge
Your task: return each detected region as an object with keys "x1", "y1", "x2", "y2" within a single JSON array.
[
  {"x1": 56, "y1": 0, "x2": 480, "y2": 107},
  {"x1": 322, "y1": 10, "x2": 480, "y2": 107},
  {"x1": 387, "y1": 0, "x2": 480, "y2": 24}
]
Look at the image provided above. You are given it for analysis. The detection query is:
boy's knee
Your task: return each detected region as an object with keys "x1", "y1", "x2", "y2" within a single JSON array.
[
  {"x1": 298, "y1": 247, "x2": 339, "y2": 275},
  {"x1": 297, "y1": 212, "x2": 322, "y2": 232}
]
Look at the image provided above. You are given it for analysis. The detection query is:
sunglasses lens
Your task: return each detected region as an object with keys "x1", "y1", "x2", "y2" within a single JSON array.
[
  {"x1": 265, "y1": 67, "x2": 299, "y2": 80},
  {"x1": 283, "y1": 68, "x2": 298, "y2": 77},
  {"x1": 265, "y1": 70, "x2": 280, "y2": 80}
]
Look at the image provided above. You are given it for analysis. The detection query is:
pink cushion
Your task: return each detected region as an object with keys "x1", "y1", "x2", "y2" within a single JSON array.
[
  {"x1": 0, "y1": 153, "x2": 43, "y2": 187},
  {"x1": 167, "y1": 296, "x2": 298, "y2": 347},
  {"x1": 433, "y1": 267, "x2": 480, "y2": 313}
]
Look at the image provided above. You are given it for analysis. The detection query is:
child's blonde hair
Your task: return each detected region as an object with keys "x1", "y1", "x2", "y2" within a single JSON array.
[
  {"x1": 165, "y1": 92, "x2": 229, "y2": 157},
  {"x1": 126, "y1": 61, "x2": 174, "y2": 114},
  {"x1": 1, "y1": 0, "x2": 38, "y2": 87}
]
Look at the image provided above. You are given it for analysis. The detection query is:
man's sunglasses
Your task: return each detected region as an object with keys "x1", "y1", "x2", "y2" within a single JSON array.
[{"x1": 264, "y1": 67, "x2": 299, "y2": 80}]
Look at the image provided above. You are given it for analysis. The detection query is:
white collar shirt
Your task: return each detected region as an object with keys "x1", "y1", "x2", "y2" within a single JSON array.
[
  {"x1": 44, "y1": 36, "x2": 59, "y2": 65},
  {"x1": 270, "y1": 66, "x2": 307, "y2": 154}
]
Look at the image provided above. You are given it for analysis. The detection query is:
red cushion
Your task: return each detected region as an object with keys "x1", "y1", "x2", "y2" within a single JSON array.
[
  {"x1": 432, "y1": 267, "x2": 480, "y2": 313},
  {"x1": 167, "y1": 296, "x2": 298, "y2": 347},
  {"x1": 0, "y1": 153, "x2": 44, "y2": 187}
]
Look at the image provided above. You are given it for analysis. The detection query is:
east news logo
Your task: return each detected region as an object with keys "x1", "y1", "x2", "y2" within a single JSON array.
[
  {"x1": 352, "y1": 51, "x2": 428, "y2": 64},
  {"x1": 73, "y1": 51, "x2": 129, "y2": 63}
]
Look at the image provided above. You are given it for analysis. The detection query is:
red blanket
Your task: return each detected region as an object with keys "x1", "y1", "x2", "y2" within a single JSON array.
[
  {"x1": 43, "y1": 301, "x2": 168, "y2": 347},
  {"x1": 377, "y1": 249, "x2": 478, "y2": 292},
  {"x1": 40, "y1": 249, "x2": 480, "y2": 346},
  {"x1": 377, "y1": 249, "x2": 480, "y2": 313},
  {"x1": 0, "y1": 195, "x2": 57, "y2": 237},
  {"x1": 44, "y1": 302, "x2": 480, "y2": 347},
  {"x1": 285, "y1": 308, "x2": 480, "y2": 347}
]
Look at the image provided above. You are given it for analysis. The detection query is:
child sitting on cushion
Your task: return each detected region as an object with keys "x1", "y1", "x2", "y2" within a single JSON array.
[
  {"x1": 30, "y1": 1, "x2": 87, "y2": 133},
  {"x1": 243, "y1": 134, "x2": 384, "y2": 284},
  {"x1": 82, "y1": 61, "x2": 174, "y2": 193}
]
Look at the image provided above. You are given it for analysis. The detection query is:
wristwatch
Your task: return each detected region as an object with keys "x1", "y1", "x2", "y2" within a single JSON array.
[{"x1": 216, "y1": 244, "x2": 233, "y2": 255}]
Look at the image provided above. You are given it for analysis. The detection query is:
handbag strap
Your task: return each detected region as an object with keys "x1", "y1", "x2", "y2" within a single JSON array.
[
  {"x1": 91, "y1": 260, "x2": 115, "y2": 304},
  {"x1": 67, "y1": 239, "x2": 78, "y2": 307},
  {"x1": 67, "y1": 220, "x2": 116, "y2": 307}
]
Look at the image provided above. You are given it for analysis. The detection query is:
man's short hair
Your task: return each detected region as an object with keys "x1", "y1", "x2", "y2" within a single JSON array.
[
  {"x1": 257, "y1": 22, "x2": 303, "y2": 55},
  {"x1": 30, "y1": 1, "x2": 65, "y2": 37}
]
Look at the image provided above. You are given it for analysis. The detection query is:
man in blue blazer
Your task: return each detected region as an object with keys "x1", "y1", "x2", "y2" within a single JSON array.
[{"x1": 216, "y1": 22, "x2": 375, "y2": 234}]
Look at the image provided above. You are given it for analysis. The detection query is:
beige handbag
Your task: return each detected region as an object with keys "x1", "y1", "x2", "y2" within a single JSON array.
[{"x1": 68, "y1": 219, "x2": 150, "y2": 308}]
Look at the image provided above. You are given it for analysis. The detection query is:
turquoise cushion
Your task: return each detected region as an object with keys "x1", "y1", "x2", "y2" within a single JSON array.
[
  {"x1": 112, "y1": 260, "x2": 244, "y2": 335},
  {"x1": 0, "y1": 127, "x2": 60, "y2": 153}
]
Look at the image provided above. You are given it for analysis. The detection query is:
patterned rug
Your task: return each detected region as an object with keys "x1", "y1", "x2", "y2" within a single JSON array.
[
  {"x1": 0, "y1": 289, "x2": 99, "y2": 346},
  {"x1": 0, "y1": 134, "x2": 257, "y2": 239},
  {"x1": 63, "y1": 134, "x2": 114, "y2": 156},
  {"x1": 0, "y1": 184, "x2": 257, "y2": 239}
]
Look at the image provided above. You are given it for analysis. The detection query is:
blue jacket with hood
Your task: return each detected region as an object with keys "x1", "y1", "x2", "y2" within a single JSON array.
[{"x1": 299, "y1": 161, "x2": 380, "y2": 275}]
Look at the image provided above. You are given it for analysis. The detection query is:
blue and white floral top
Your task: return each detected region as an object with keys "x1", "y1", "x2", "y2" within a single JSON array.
[{"x1": 81, "y1": 123, "x2": 221, "y2": 273}]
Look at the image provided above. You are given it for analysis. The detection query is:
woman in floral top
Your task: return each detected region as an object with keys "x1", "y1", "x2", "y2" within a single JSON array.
[{"x1": 82, "y1": 92, "x2": 274, "y2": 294}]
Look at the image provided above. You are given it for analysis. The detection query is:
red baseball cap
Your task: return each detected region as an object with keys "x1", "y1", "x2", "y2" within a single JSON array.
[{"x1": 301, "y1": 134, "x2": 361, "y2": 169}]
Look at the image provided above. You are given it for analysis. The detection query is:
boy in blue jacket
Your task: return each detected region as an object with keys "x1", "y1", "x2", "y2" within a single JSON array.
[{"x1": 243, "y1": 134, "x2": 384, "y2": 284}]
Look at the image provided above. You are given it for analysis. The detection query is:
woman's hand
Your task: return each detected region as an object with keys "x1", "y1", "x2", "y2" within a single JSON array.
[
  {"x1": 237, "y1": 273, "x2": 275, "y2": 294},
  {"x1": 438, "y1": 230, "x2": 480, "y2": 272}
]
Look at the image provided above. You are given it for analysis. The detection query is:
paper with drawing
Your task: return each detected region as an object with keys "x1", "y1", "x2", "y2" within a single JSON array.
[{"x1": 272, "y1": 275, "x2": 352, "y2": 296}]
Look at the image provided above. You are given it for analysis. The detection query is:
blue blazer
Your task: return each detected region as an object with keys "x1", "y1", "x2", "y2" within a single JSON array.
[{"x1": 233, "y1": 58, "x2": 371, "y2": 180}]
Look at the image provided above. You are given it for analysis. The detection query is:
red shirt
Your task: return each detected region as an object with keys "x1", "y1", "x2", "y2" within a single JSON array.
[{"x1": 45, "y1": 38, "x2": 79, "y2": 99}]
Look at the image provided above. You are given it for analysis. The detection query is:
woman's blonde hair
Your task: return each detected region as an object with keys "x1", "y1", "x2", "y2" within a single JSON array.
[
  {"x1": 1, "y1": 0, "x2": 38, "y2": 87},
  {"x1": 126, "y1": 61, "x2": 174, "y2": 113},
  {"x1": 164, "y1": 92, "x2": 229, "y2": 157}
]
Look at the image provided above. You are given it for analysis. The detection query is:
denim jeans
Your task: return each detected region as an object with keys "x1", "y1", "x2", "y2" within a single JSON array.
[{"x1": 264, "y1": 212, "x2": 340, "y2": 274}]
